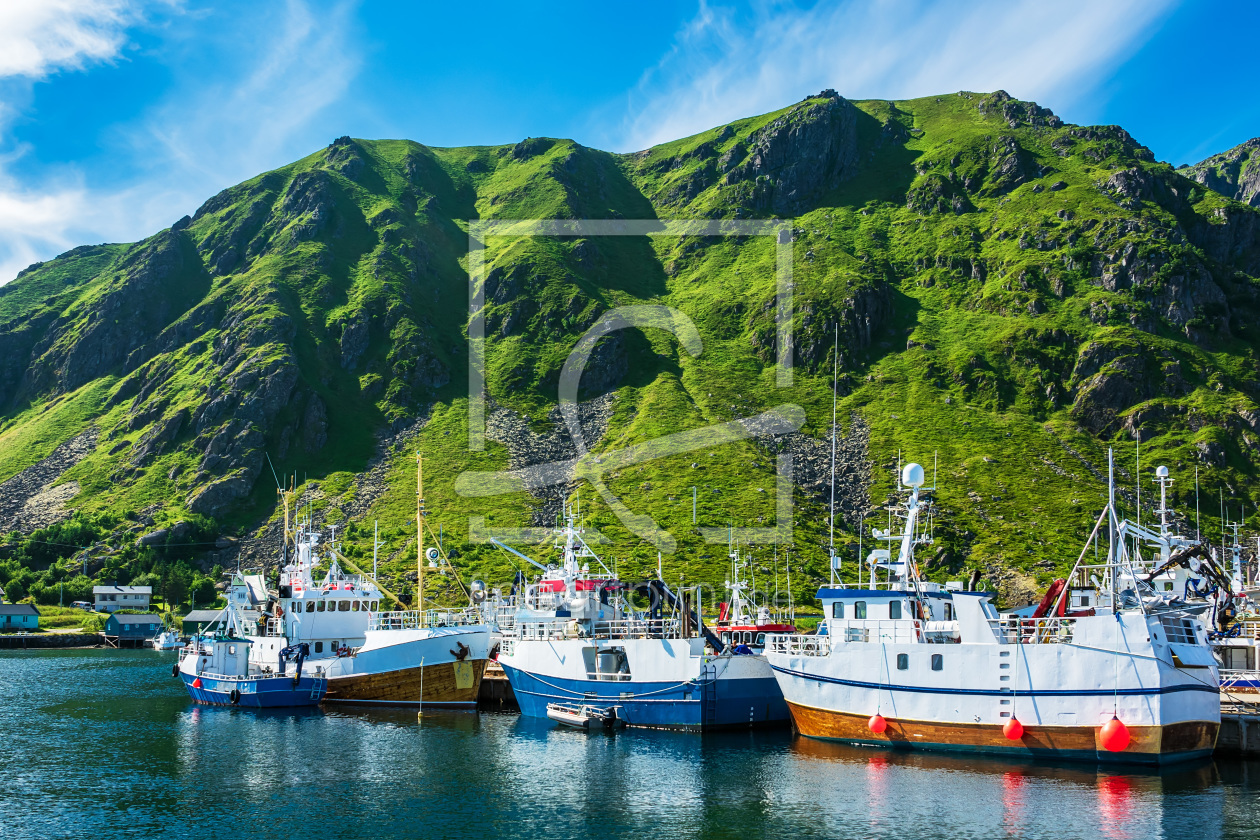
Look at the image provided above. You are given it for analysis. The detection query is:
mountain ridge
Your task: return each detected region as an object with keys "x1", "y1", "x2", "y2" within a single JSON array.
[{"x1": 1, "y1": 89, "x2": 1258, "y2": 611}]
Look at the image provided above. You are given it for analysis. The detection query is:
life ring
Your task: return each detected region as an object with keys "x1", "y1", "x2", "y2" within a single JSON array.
[
  {"x1": 229, "y1": 688, "x2": 241, "y2": 705},
  {"x1": 172, "y1": 663, "x2": 179, "y2": 678}
]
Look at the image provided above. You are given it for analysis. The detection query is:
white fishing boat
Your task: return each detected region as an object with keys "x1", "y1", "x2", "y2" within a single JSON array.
[
  {"x1": 766, "y1": 453, "x2": 1220, "y2": 765},
  {"x1": 238, "y1": 458, "x2": 492, "y2": 707},
  {"x1": 495, "y1": 502, "x2": 789, "y2": 730}
]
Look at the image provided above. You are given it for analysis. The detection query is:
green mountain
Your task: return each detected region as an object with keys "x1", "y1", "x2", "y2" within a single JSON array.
[
  {"x1": 1181, "y1": 137, "x2": 1260, "y2": 208},
  {"x1": 2, "y1": 89, "x2": 1258, "y2": 611}
]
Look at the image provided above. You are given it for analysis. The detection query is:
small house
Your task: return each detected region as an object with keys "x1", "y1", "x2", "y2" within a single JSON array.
[
  {"x1": 104, "y1": 613, "x2": 164, "y2": 640},
  {"x1": 94, "y1": 585, "x2": 153, "y2": 613},
  {"x1": 0, "y1": 604, "x2": 40, "y2": 631}
]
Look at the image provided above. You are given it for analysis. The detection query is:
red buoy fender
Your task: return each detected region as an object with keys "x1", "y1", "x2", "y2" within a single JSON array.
[
  {"x1": 868, "y1": 714, "x2": 887, "y2": 734},
  {"x1": 191, "y1": 677, "x2": 202, "y2": 689},
  {"x1": 1100, "y1": 716, "x2": 1130, "y2": 752},
  {"x1": 1003, "y1": 717, "x2": 1024, "y2": 740}
]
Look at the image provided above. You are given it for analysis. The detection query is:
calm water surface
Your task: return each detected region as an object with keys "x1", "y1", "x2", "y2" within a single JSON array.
[{"x1": 3, "y1": 649, "x2": 1259, "y2": 839}]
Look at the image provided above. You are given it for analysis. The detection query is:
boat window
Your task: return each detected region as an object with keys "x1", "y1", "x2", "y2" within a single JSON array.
[
  {"x1": 931, "y1": 654, "x2": 943, "y2": 671},
  {"x1": 228, "y1": 645, "x2": 236, "y2": 655},
  {"x1": 721, "y1": 633, "x2": 730, "y2": 644},
  {"x1": 371, "y1": 600, "x2": 378, "y2": 611},
  {"x1": 317, "y1": 601, "x2": 325, "y2": 612},
  {"x1": 854, "y1": 601, "x2": 867, "y2": 619},
  {"x1": 896, "y1": 653, "x2": 908, "y2": 670},
  {"x1": 832, "y1": 602, "x2": 844, "y2": 619},
  {"x1": 944, "y1": 603, "x2": 954, "y2": 621},
  {"x1": 306, "y1": 601, "x2": 315, "y2": 613},
  {"x1": 756, "y1": 633, "x2": 766, "y2": 646},
  {"x1": 315, "y1": 642, "x2": 323, "y2": 653},
  {"x1": 889, "y1": 601, "x2": 902, "y2": 620},
  {"x1": 339, "y1": 601, "x2": 350, "y2": 612},
  {"x1": 352, "y1": 601, "x2": 360, "y2": 612}
]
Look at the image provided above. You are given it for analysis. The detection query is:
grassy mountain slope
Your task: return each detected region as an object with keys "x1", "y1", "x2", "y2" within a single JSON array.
[{"x1": 2, "y1": 90, "x2": 1258, "y2": 611}]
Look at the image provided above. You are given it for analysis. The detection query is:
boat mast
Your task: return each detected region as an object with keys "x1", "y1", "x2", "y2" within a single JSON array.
[
  {"x1": 828, "y1": 324, "x2": 839, "y2": 585},
  {"x1": 417, "y1": 450, "x2": 425, "y2": 614}
]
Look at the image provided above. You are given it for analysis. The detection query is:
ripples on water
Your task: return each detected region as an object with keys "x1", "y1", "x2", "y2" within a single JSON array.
[{"x1": 3, "y1": 649, "x2": 1258, "y2": 839}]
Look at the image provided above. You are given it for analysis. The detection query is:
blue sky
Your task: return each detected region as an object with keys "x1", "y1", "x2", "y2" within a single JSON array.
[{"x1": 1, "y1": 0, "x2": 1257, "y2": 284}]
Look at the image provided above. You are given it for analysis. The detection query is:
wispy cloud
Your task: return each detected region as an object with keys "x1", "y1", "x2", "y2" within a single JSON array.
[
  {"x1": 612, "y1": 0, "x2": 1178, "y2": 151},
  {"x1": 0, "y1": 0, "x2": 140, "y2": 79},
  {"x1": 0, "y1": 0, "x2": 360, "y2": 285}
]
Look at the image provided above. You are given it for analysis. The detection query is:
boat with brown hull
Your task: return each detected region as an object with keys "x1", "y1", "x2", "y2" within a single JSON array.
[{"x1": 766, "y1": 454, "x2": 1221, "y2": 766}]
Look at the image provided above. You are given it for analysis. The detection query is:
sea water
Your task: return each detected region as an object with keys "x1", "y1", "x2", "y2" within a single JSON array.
[{"x1": 3, "y1": 648, "x2": 1258, "y2": 839}]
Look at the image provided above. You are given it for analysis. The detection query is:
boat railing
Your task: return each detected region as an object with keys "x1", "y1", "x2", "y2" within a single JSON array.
[
  {"x1": 592, "y1": 618, "x2": 681, "y2": 639},
  {"x1": 367, "y1": 608, "x2": 484, "y2": 631},
  {"x1": 827, "y1": 619, "x2": 926, "y2": 644},
  {"x1": 510, "y1": 617, "x2": 682, "y2": 641},
  {"x1": 767, "y1": 635, "x2": 832, "y2": 657},
  {"x1": 989, "y1": 615, "x2": 1077, "y2": 644},
  {"x1": 1220, "y1": 669, "x2": 1260, "y2": 690}
]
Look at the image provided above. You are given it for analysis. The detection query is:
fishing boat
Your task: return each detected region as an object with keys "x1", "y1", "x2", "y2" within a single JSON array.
[
  {"x1": 148, "y1": 627, "x2": 182, "y2": 650},
  {"x1": 766, "y1": 454, "x2": 1220, "y2": 765},
  {"x1": 712, "y1": 547, "x2": 796, "y2": 651},
  {"x1": 176, "y1": 603, "x2": 326, "y2": 708},
  {"x1": 495, "y1": 502, "x2": 790, "y2": 730},
  {"x1": 237, "y1": 457, "x2": 491, "y2": 707}
]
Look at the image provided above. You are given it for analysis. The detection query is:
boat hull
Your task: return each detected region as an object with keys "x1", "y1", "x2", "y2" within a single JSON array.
[
  {"x1": 324, "y1": 659, "x2": 486, "y2": 706},
  {"x1": 180, "y1": 672, "x2": 325, "y2": 708},
  {"x1": 499, "y1": 637, "x2": 788, "y2": 730},
  {"x1": 321, "y1": 625, "x2": 491, "y2": 707},
  {"x1": 768, "y1": 611, "x2": 1221, "y2": 765},
  {"x1": 785, "y1": 701, "x2": 1217, "y2": 765}
]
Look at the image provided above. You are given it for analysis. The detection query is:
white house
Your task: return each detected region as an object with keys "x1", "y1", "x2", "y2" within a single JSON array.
[{"x1": 93, "y1": 585, "x2": 153, "y2": 613}]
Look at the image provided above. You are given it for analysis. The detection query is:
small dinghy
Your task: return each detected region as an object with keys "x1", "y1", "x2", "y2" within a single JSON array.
[{"x1": 546, "y1": 702, "x2": 624, "y2": 730}]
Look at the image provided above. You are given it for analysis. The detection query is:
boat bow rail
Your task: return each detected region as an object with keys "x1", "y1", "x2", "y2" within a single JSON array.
[{"x1": 768, "y1": 635, "x2": 831, "y2": 657}]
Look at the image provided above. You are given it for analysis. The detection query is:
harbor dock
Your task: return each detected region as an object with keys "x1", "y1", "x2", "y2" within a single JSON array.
[
  {"x1": 478, "y1": 660, "x2": 516, "y2": 706},
  {"x1": 1218, "y1": 703, "x2": 1260, "y2": 756}
]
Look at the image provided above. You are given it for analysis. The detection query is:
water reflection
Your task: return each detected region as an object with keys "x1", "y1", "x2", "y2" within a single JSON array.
[{"x1": 0, "y1": 650, "x2": 1255, "y2": 840}]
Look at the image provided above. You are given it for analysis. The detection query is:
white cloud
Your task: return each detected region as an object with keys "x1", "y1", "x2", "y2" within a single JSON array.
[
  {"x1": 612, "y1": 0, "x2": 1178, "y2": 152},
  {"x1": 0, "y1": 0, "x2": 140, "y2": 79},
  {"x1": 0, "y1": 0, "x2": 360, "y2": 285}
]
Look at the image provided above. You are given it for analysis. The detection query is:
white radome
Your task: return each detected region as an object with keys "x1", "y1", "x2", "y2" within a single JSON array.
[{"x1": 901, "y1": 462, "x2": 925, "y2": 488}]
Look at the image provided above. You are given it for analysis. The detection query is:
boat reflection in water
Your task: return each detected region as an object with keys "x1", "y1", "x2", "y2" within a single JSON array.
[{"x1": 788, "y1": 734, "x2": 1224, "y2": 840}]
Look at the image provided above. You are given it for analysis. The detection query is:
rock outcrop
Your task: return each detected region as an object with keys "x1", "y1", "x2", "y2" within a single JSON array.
[{"x1": 1184, "y1": 137, "x2": 1260, "y2": 207}]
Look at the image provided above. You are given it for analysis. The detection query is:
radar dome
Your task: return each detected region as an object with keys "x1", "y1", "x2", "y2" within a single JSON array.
[
  {"x1": 1155, "y1": 465, "x2": 1170, "y2": 478},
  {"x1": 901, "y1": 462, "x2": 925, "y2": 487}
]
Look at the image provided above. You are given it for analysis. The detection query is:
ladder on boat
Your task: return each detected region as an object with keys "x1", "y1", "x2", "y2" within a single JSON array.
[{"x1": 700, "y1": 663, "x2": 718, "y2": 728}]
